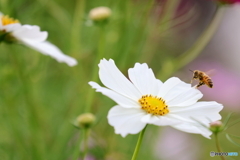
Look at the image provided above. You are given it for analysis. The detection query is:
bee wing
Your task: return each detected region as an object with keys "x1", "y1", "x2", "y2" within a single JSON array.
[{"x1": 205, "y1": 69, "x2": 216, "y2": 76}]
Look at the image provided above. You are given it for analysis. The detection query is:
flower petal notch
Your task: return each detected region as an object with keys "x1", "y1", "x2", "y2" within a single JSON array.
[
  {"x1": 89, "y1": 59, "x2": 223, "y2": 138},
  {"x1": 0, "y1": 12, "x2": 77, "y2": 67}
]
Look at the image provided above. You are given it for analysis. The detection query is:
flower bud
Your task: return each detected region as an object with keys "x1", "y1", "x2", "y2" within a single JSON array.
[
  {"x1": 89, "y1": 7, "x2": 111, "y2": 22},
  {"x1": 210, "y1": 121, "x2": 223, "y2": 133},
  {"x1": 76, "y1": 113, "x2": 96, "y2": 129}
]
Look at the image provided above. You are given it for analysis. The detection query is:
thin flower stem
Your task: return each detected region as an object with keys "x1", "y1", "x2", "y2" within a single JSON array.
[
  {"x1": 70, "y1": 0, "x2": 88, "y2": 91},
  {"x1": 73, "y1": 131, "x2": 83, "y2": 160},
  {"x1": 70, "y1": 0, "x2": 85, "y2": 56},
  {"x1": 82, "y1": 128, "x2": 90, "y2": 160},
  {"x1": 131, "y1": 126, "x2": 147, "y2": 160},
  {"x1": 157, "y1": 6, "x2": 226, "y2": 80},
  {"x1": 72, "y1": 128, "x2": 91, "y2": 160},
  {"x1": 9, "y1": 50, "x2": 43, "y2": 160},
  {"x1": 158, "y1": 0, "x2": 180, "y2": 32},
  {"x1": 2, "y1": 98, "x2": 29, "y2": 157},
  {"x1": 85, "y1": 25, "x2": 106, "y2": 112},
  {"x1": 119, "y1": 0, "x2": 154, "y2": 69},
  {"x1": 214, "y1": 133, "x2": 226, "y2": 160}
]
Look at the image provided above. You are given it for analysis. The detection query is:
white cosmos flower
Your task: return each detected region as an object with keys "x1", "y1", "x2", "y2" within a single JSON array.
[
  {"x1": 89, "y1": 59, "x2": 223, "y2": 138},
  {"x1": 0, "y1": 12, "x2": 77, "y2": 66}
]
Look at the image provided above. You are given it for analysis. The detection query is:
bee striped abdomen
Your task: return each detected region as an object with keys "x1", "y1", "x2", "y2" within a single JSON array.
[{"x1": 207, "y1": 79, "x2": 213, "y2": 88}]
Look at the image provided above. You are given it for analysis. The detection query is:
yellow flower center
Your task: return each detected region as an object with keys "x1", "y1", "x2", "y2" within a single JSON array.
[
  {"x1": 1, "y1": 15, "x2": 19, "y2": 26},
  {"x1": 139, "y1": 95, "x2": 169, "y2": 116}
]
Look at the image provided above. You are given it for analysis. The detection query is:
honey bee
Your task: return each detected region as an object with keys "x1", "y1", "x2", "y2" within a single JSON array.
[{"x1": 190, "y1": 70, "x2": 213, "y2": 88}]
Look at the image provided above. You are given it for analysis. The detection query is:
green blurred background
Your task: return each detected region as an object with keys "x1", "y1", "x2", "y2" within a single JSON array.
[{"x1": 0, "y1": 0, "x2": 239, "y2": 159}]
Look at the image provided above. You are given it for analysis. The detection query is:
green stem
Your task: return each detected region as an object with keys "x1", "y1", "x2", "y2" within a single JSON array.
[
  {"x1": 72, "y1": 128, "x2": 90, "y2": 160},
  {"x1": 72, "y1": 131, "x2": 83, "y2": 160},
  {"x1": 157, "y1": 6, "x2": 226, "y2": 80},
  {"x1": 0, "y1": 0, "x2": 7, "y2": 13},
  {"x1": 9, "y1": 50, "x2": 42, "y2": 160},
  {"x1": 158, "y1": 0, "x2": 180, "y2": 32},
  {"x1": 82, "y1": 128, "x2": 90, "y2": 160},
  {"x1": 37, "y1": 0, "x2": 71, "y2": 29},
  {"x1": 131, "y1": 126, "x2": 147, "y2": 160},
  {"x1": 70, "y1": 0, "x2": 85, "y2": 56},
  {"x1": 119, "y1": 0, "x2": 154, "y2": 69},
  {"x1": 85, "y1": 26, "x2": 106, "y2": 112},
  {"x1": 3, "y1": 100, "x2": 29, "y2": 157},
  {"x1": 69, "y1": 0, "x2": 88, "y2": 113},
  {"x1": 214, "y1": 133, "x2": 226, "y2": 160}
]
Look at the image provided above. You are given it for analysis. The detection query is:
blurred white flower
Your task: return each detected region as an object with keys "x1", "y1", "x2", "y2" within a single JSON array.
[
  {"x1": 0, "y1": 12, "x2": 77, "y2": 66},
  {"x1": 89, "y1": 59, "x2": 223, "y2": 138}
]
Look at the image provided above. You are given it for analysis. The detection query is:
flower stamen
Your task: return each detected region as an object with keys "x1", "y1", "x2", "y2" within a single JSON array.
[
  {"x1": 1, "y1": 15, "x2": 19, "y2": 26},
  {"x1": 139, "y1": 95, "x2": 169, "y2": 116}
]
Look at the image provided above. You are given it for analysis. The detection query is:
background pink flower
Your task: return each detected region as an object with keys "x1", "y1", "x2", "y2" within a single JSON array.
[{"x1": 154, "y1": 127, "x2": 200, "y2": 160}]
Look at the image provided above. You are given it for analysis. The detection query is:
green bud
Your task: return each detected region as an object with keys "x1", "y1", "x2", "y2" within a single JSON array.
[
  {"x1": 210, "y1": 121, "x2": 223, "y2": 134},
  {"x1": 89, "y1": 7, "x2": 111, "y2": 22},
  {"x1": 76, "y1": 113, "x2": 96, "y2": 129}
]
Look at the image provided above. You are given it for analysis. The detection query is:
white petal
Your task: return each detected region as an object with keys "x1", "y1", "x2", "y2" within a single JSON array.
[
  {"x1": 141, "y1": 114, "x2": 181, "y2": 126},
  {"x1": 170, "y1": 101, "x2": 223, "y2": 124},
  {"x1": 22, "y1": 41, "x2": 78, "y2": 66},
  {"x1": 167, "y1": 87, "x2": 202, "y2": 107},
  {"x1": 12, "y1": 25, "x2": 47, "y2": 42},
  {"x1": 128, "y1": 63, "x2": 163, "y2": 95},
  {"x1": 107, "y1": 105, "x2": 146, "y2": 137},
  {"x1": 89, "y1": 81, "x2": 140, "y2": 108},
  {"x1": 0, "y1": 23, "x2": 22, "y2": 32},
  {"x1": 0, "y1": 12, "x2": 21, "y2": 31},
  {"x1": 155, "y1": 101, "x2": 223, "y2": 138},
  {"x1": 158, "y1": 77, "x2": 190, "y2": 100},
  {"x1": 0, "y1": 13, "x2": 4, "y2": 26},
  {"x1": 171, "y1": 123, "x2": 212, "y2": 138},
  {"x1": 98, "y1": 59, "x2": 141, "y2": 100}
]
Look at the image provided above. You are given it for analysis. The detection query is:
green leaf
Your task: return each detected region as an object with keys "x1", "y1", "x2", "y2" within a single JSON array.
[
  {"x1": 222, "y1": 112, "x2": 233, "y2": 131},
  {"x1": 225, "y1": 118, "x2": 240, "y2": 131},
  {"x1": 227, "y1": 134, "x2": 240, "y2": 139},
  {"x1": 226, "y1": 134, "x2": 240, "y2": 147},
  {"x1": 223, "y1": 113, "x2": 233, "y2": 126}
]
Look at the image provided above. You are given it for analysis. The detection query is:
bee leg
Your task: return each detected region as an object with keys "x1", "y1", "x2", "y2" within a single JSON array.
[
  {"x1": 190, "y1": 78, "x2": 194, "y2": 84},
  {"x1": 196, "y1": 82, "x2": 204, "y2": 88}
]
